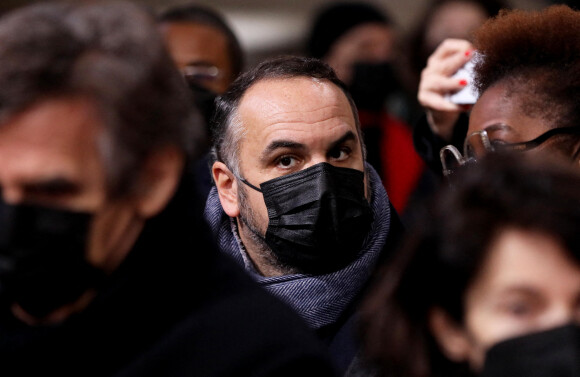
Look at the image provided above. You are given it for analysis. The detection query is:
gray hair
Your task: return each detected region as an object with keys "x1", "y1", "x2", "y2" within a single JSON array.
[{"x1": 0, "y1": 1, "x2": 203, "y2": 197}]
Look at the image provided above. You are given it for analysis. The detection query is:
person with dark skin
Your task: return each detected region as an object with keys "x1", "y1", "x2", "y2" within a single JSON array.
[
  {"x1": 415, "y1": 5, "x2": 580, "y2": 175},
  {"x1": 407, "y1": 0, "x2": 506, "y2": 173},
  {"x1": 0, "y1": 3, "x2": 339, "y2": 376},
  {"x1": 360, "y1": 153, "x2": 580, "y2": 377}
]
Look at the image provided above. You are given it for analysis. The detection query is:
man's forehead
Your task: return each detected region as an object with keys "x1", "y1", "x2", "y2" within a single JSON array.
[
  {"x1": 238, "y1": 76, "x2": 356, "y2": 134},
  {"x1": 0, "y1": 97, "x2": 107, "y2": 204},
  {"x1": 0, "y1": 97, "x2": 101, "y2": 142},
  {"x1": 0, "y1": 97, "x2": 104, "y2": 175},
  {"x1": 241, "y1": 76, "x2": 347, "y2": 105}
]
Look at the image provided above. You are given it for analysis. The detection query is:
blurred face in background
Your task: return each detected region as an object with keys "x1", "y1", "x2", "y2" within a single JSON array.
[
  {"x1": 424, "y1": 1, "x2": 488, "y2": 54},
  {"x1": 161, "y1": 21, "x2": 234, "y2": 94},
  {"x1": 431, "y1": 227, "x2": 580, "y2": 371},
  {"x1": 0, "y1": 97, "x2": 142, "y2": 271},
  {"x1": 324, "y1": 22, "x2": 395, "y2": 85},
  {"x1": 0, "y1": 96, "x2": 183, "y2": 323}
]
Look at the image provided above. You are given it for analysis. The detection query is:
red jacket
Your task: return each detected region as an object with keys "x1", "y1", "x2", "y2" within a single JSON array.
[{"x1": 359, "y1": 111, "x2": 425, "y2": 214}]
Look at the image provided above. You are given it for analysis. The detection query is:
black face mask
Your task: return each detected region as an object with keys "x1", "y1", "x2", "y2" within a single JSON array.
[
  {"x1": 481, "y1": 323, "x2": 580, "y2": 377},
  {"x1": 0, "y1": 200, "x2": 105, "y2": 319},
  {"x1": 239, "y1": 163, "x2": 373, "y2": 274},
  {"x1": 187, "y1": 80, "x2": 217, "y2": 132},
  {"x1": 349, "y1": 61, "x2": 400, "y2": 111}
]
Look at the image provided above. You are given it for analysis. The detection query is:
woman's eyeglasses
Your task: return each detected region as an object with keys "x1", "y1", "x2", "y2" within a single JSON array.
[{"x1": 440, "y1": 126, "x2": 580, "y2": 177}]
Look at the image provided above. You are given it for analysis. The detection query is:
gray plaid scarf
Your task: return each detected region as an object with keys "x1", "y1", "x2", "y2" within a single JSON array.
[{"x1": 203, "y1": 163, "x2": 391, "y2": 329}]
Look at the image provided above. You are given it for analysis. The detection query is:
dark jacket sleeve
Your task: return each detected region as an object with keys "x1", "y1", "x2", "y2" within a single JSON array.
[
  {"x1": 412, "y1": 112, "x2": 469, "y2": 176},
  {"x1": 119, "y1": 286, "x2": 340, "y2": 377}
]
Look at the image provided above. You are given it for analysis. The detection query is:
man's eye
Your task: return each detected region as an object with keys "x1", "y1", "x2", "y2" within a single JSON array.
[
  {"x1": 277, "y1": 156, "x2": 297, "y2": 168},
  {"x1": 329, "y1": 147, "x2": 351, "y2": 161}
]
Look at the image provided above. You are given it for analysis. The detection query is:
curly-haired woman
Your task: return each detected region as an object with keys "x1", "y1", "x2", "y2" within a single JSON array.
[{"x1": 416, "y1": 5, "x2": 580, "y2": 175}]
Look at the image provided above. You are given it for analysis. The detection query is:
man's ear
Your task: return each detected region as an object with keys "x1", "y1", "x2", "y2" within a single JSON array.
[
  {"x1": 212, "y1": 161, "x2": 240, "y2": 217},
  {"x1": 134, "y1": 145, "x2": 184, "y2": 219},
  {"x1": 429, "y1": 307, "x2": 472, "y2": 363}
]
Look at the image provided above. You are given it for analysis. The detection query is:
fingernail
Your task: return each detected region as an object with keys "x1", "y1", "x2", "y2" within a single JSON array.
[
  {"x1": 459, "y1": 79, "x2": 468, "y2": 86},
  {"x1": 465, "y1": 50, "x2": 472, "y2": 57}
]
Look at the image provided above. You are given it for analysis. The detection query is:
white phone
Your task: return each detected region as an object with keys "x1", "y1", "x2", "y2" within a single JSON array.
[{"x1": 447, "y1": 54, "x2": 479, "y2": 105}]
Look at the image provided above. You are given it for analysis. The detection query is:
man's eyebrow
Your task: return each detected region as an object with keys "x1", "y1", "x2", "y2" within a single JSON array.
[
  {"x1": 260, "y1": 140, "x2": 306, "y2": 162},
  {"x1": 328, "y1": 131, "x2": 357, "y2": 151},
  {"x1": 259, "y1": 131, "x2": 357, "y2": 162}
]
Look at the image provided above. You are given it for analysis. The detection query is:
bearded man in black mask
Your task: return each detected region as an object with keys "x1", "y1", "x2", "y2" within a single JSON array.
[
  {"x1": 0, "y1": 3, "x2": 340, "y2": 376},
  {"x1": 205, "y1": 55, "x2": 403, "y2": 375},
  {"x1": 306, "y1": 2, "x2": 426, "y2": 216}
]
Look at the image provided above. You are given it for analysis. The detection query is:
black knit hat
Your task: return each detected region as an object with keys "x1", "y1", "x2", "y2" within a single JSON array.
[{"x1": 306, "y1": 2, "x2": 392, "y2": 59}]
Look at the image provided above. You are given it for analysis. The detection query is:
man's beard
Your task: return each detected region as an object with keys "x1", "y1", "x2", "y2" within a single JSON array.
[{"x1": 237, "y1": 182, "x2": 299, "y2": 275}]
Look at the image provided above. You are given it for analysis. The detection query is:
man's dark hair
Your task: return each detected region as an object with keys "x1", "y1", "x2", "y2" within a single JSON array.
[
  {"x1": 0, "y1": 1, "x2": 200, "y2": 197},
  {"x1": 158, "y1": 4, "x2": 244, "y2": 80},
  {"x1": 360, "y1": 153, "x2": 580, "y2": 377},
  {"x1": 211, "y1": 55, "x2": 364, "y2": 176}
]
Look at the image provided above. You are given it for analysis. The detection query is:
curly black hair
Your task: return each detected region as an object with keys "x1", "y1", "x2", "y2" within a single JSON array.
[{"x1": 473, "y1": 5, "x2": 580, "y2": 131}]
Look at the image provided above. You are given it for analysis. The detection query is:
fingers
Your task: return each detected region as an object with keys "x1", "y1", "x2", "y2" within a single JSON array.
[
  {"x1": 427, "y1": 39, "x2": 475, "y2": 76},
  {"x1": 420, "y1": 91, "x2": 461, "y2": 112},
  {"x1": 418, "y1": 38, "x2": 475, "y2": 111},
  {"x1": 418, "y1": 74, "x2": 466, "y2": 110},
  {"x1": 417, "y1": 38, "x2": 475, "y2": 140}
]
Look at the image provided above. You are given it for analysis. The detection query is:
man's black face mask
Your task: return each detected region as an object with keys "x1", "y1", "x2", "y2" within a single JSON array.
[
  {"x1": 239, "y1": 162, "x2": 373, "y2": 274},
  {"x1": 0, "y1": 198, "x2": 104, "y2": 319},
  {"x1": 187, "y1": 80, "x2": 217, "y2": 133},
  {"x1": 481, "y1": 323, "x2": 580, "y2": 377}
]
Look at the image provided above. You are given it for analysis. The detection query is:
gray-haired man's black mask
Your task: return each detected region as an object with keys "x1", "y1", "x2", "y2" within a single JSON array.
[{"x1": 0, "y1": 199, "x2": 104, "y2": 319}]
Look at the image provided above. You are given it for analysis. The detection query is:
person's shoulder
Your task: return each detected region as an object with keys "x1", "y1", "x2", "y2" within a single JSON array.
[{"x1": 121, "y1": 272, "x2": 339, "y2": 376}]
